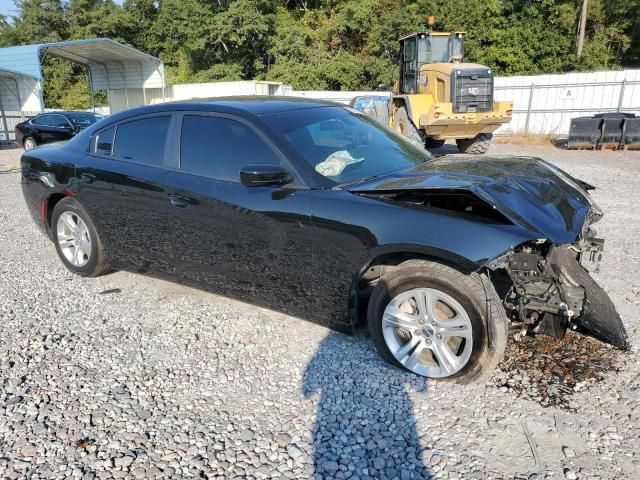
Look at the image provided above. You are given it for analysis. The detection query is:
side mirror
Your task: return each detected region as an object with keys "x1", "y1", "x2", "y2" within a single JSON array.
[{"x1": 240, "y1": 164, "x2": 291, "y2": 187}]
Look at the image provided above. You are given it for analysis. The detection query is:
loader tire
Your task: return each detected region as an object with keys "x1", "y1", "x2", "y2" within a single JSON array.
[
  {"x1": 392, "y1": 107, "x2": 424, "y2": 148},
  {"x1": 373, "y1": 102, "x2": 390, "y2": 127},
  {"x1": 456, "y1": 133, "x2": 492, "y2": 154}
]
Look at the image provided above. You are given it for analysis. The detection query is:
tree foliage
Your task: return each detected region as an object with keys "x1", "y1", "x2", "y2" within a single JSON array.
[{"x1": 0, "y1": 0, "x2": 637, "y2": 108}]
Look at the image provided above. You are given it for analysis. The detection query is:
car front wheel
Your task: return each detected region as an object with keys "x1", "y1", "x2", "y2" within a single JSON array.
[
  {"x1": 368, "y1": 259, "x2": 507, "y2": 383},
  {"x1": 52, "y1": 197, "x2": 109, "y2": 277}
]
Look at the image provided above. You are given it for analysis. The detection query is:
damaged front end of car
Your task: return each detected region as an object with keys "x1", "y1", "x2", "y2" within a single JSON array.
[
  {"x1": 348, "y1": 154, "x2": 628, "y2": 349},
  {"x1": 486, "y1": 235, "x2": 628, "y2": 349}
]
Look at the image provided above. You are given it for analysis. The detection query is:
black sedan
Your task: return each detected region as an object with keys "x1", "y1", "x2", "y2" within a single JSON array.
[
  {"x1": 15, "y1": 111, "x2": 104, "y2": 150},
  {"x1": 20, "y1": 97, "x2": 627, "y2": 382}
]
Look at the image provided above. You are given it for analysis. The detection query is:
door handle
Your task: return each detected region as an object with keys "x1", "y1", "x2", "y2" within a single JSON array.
[{"x1": 169, "y1": 194, "x2": 190, "y2": 208}]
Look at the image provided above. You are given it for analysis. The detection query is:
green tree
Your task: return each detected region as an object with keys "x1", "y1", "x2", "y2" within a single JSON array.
[{"x1": 0, "y1": 0, "x2": 638, "y2": 105}]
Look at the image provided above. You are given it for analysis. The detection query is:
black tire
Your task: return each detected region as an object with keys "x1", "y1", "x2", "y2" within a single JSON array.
[
  {"x1": 367, "y1": 259, "x2": 508, "y2": 383},
  {"x1": 51, "y1": 197, "x2": 109, "y2": 277},
  {"x1": 456, "y1": 133, "x2": 492, "y2": 154},
  {"x1": 424, "y1": 138, "x2": 446, "y2": 149},
  {"x1": 23, "y1": 136, "x2": 37, "y2": 151},
  {"x1": 392, "y1": 106, "x2": 424, "y2": 147}
]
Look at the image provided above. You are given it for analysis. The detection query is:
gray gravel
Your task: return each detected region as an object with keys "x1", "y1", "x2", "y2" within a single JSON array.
[{"x1": 1, "y1": 143, "x2": 639, "y2": 480}]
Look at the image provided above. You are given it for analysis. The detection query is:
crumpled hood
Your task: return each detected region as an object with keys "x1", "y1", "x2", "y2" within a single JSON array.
[{"x1": 347, "y1": 155, "x2": 598, "y2": 245}]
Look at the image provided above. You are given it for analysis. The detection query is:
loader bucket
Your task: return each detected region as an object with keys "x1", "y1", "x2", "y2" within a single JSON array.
[
  {"x1": 599, "y1": 117, "x2": 625, "y2": 149},
  {"x1": 622, "y1": 118, "x2": 640, "y2": 150},
  {"x1": 567, "y1": 117, "x2": 602, "y2": 150}
]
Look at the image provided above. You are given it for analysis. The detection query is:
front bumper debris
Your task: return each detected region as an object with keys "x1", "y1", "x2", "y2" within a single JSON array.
[
  {"x1": 495, "y1": 240, "x2": 628, "y2": 350},
  {"x1": 548, "y1": 245, "x2": 628, "y2": 349}
]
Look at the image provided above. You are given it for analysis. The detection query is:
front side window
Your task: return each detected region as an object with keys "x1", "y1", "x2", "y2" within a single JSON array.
[
  {"x1": 269, "y1": 106, "x2": 431, "y2": 185},
  {"x1": 180, "y1": 115, "x2": 280, "y2": 180},
  {"x1": 113, "y1": 116, "x2": 170, "y2": 166},
  {"x1": 33, "y1": 114, "x2": 52, "y2": 126}
]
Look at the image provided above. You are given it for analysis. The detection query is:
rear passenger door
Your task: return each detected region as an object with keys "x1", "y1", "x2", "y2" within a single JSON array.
[
  {"x1": 34, "y1": 114, "x2": 73, "y2": 144},
  {"x1": 163, "y1": 112, "x2": 316, "y2": 318},
  {"x1": 75, "y1": 113, "x2": 175, "y2": 271}
]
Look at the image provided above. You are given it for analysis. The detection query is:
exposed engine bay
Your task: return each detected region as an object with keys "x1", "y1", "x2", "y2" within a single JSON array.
[{"x1": 488, "y1": 238, "x2": 628, "y2": 349}]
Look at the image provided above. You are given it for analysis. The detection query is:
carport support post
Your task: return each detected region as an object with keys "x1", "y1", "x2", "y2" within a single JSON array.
[
  {"x1": 524, "y1": 84, "x2": 535, "y2": 134},
  {"x1": 617, "y1": 80, "x2": 626, "y2": 113},
  {"x1": 0, "y1": 96, "x2": 9, "y2": 143}
]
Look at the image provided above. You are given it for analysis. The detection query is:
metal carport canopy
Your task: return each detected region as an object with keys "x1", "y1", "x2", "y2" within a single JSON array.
[
  {"x1": 0, "y1": 67, "x2": 39, "y2": 143},
  {"x1": 0, "y1": 38, "x2": 165, "y2": 105}
]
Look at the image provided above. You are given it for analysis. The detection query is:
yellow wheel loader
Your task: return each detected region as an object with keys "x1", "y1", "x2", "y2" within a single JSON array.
[{"x1": 357, "y1": 20, "x2": 512, "y2": 154}]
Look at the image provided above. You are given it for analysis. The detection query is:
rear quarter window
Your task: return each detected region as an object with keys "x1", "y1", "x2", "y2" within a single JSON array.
[{"x1": 94, "y1": 127, "x2": 115, "y2": 156}]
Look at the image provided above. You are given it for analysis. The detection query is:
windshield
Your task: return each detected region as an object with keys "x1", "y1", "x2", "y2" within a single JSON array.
[
  {"x1": 417, "y1": 36, "x2": 451, "y2": 63},
  {"x1": 66, "y1": 112, "x2": 103, "y2": 128},
  {"x1": 268, "y1": 107, "x2": 431, "y2": 185}
]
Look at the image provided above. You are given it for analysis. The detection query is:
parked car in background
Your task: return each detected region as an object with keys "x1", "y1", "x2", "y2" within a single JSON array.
[
  {"x1": 20, "y1": 98, "x2": 627, "y2": 383},
  {"x1": 15, "y1": 111, "x2": 104, "y2": 150}
]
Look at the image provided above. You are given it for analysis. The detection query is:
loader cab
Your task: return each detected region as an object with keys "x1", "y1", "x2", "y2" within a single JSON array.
[{"x1": 399, "y1": 32, "x2": 465, "y2": 94}]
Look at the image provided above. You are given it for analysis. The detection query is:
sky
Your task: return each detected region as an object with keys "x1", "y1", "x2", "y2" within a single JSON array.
[{"x1": 0, "y1": 0, "x2": 16, "y2": 18}]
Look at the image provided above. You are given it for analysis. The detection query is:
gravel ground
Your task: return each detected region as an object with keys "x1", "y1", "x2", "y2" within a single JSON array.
[{"x1": 0, "y1": 143, "x2": 639, "y2": 480}]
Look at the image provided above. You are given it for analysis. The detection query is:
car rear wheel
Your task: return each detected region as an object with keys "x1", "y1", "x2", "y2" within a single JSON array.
[
  {"x1": 367, "y1": 259, "x2": 507, "y2": 383},
  {"x1": 52, "y1": 197, "x2": 109, "y2": 277},
  {"x1": 23, "y1": 137, "x2": 37, "y2": 151}
]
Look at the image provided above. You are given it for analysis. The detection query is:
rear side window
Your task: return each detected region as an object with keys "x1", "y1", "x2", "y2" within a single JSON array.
[
  {"x1": 180, "y1": 115, "x2": 280, "y2": 180},
  {"x1": 95, "y1": 127, "x2": 115, "y2": 156},
  {"x1": 33, "y1": 114, "x2": 54, "y2": 126},
  {"x1": 40, "y1": 114, "x2": 70, "y2": 127},
  {"x1": 113, "y1": 116, "x2": 170, "y2": 166}
]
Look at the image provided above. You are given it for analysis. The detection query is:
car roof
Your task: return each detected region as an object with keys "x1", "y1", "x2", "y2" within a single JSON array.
[
  {"x1": 183, "y1": 96, "x2": 341, "y2": 115},
  {"x1": 35, "y1": 111, "x2": 101, "y2": 116},
  {"x1": 101, "y1": 96, "x2": 342, "y2": 124}
]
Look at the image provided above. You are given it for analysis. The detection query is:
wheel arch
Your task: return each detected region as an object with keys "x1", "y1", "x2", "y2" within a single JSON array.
[
  {"x1": 391, "y1": 95, "x2": 412, "y2": 120},
  {"x1": 45, "y1": 192, "x2": 74, "y2": 239},
  {"x1": 349, "y1": 244, "x2": 480, "y2": 328}
]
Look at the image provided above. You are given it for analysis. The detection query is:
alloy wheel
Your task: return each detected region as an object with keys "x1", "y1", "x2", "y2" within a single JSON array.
[
  {"x1": 24, "y1": 138, "x2": 36, "y2": 151},
  {"x1": 382, "y1": 287, "x2": 473, "y2": 377},
  {"x1": 56, "y1": 211, "x2": 92, "y2": 267}
]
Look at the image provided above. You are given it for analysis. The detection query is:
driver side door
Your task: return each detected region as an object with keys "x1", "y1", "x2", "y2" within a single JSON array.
[{"x1": 163, "y1": 112, "x2": 317, "y2": 319}]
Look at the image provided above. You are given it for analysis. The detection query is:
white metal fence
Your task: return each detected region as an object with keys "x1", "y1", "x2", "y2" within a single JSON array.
[
  {"x1": 292, "y1": 69, "x2": 640, "y2": 136},
  {"x1": 493, "y1": 69, "x2": 640, "y2": 135},
  {"x1": 0, "y1": 110, "x2": 39, "y2": 143},
  {"x1": 3, "y1": 69, "x2": 638, "y2": 142}
]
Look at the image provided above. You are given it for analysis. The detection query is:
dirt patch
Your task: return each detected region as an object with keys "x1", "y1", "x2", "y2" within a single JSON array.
[
  {"x1": 493, "y1": 133, "x2": 558, "y2": 147},
  {"x1": 492, "y1": 331, "x2": 621, "y2": 410}
]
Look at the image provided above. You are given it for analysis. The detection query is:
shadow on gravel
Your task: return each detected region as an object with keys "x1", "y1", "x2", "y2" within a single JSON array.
[
  {"x1": 492, "y1": 331, "x2": 621, "y2": 410},
  {"x1": 302, "y1": 333, "x2": 433, "y2": 480}
]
